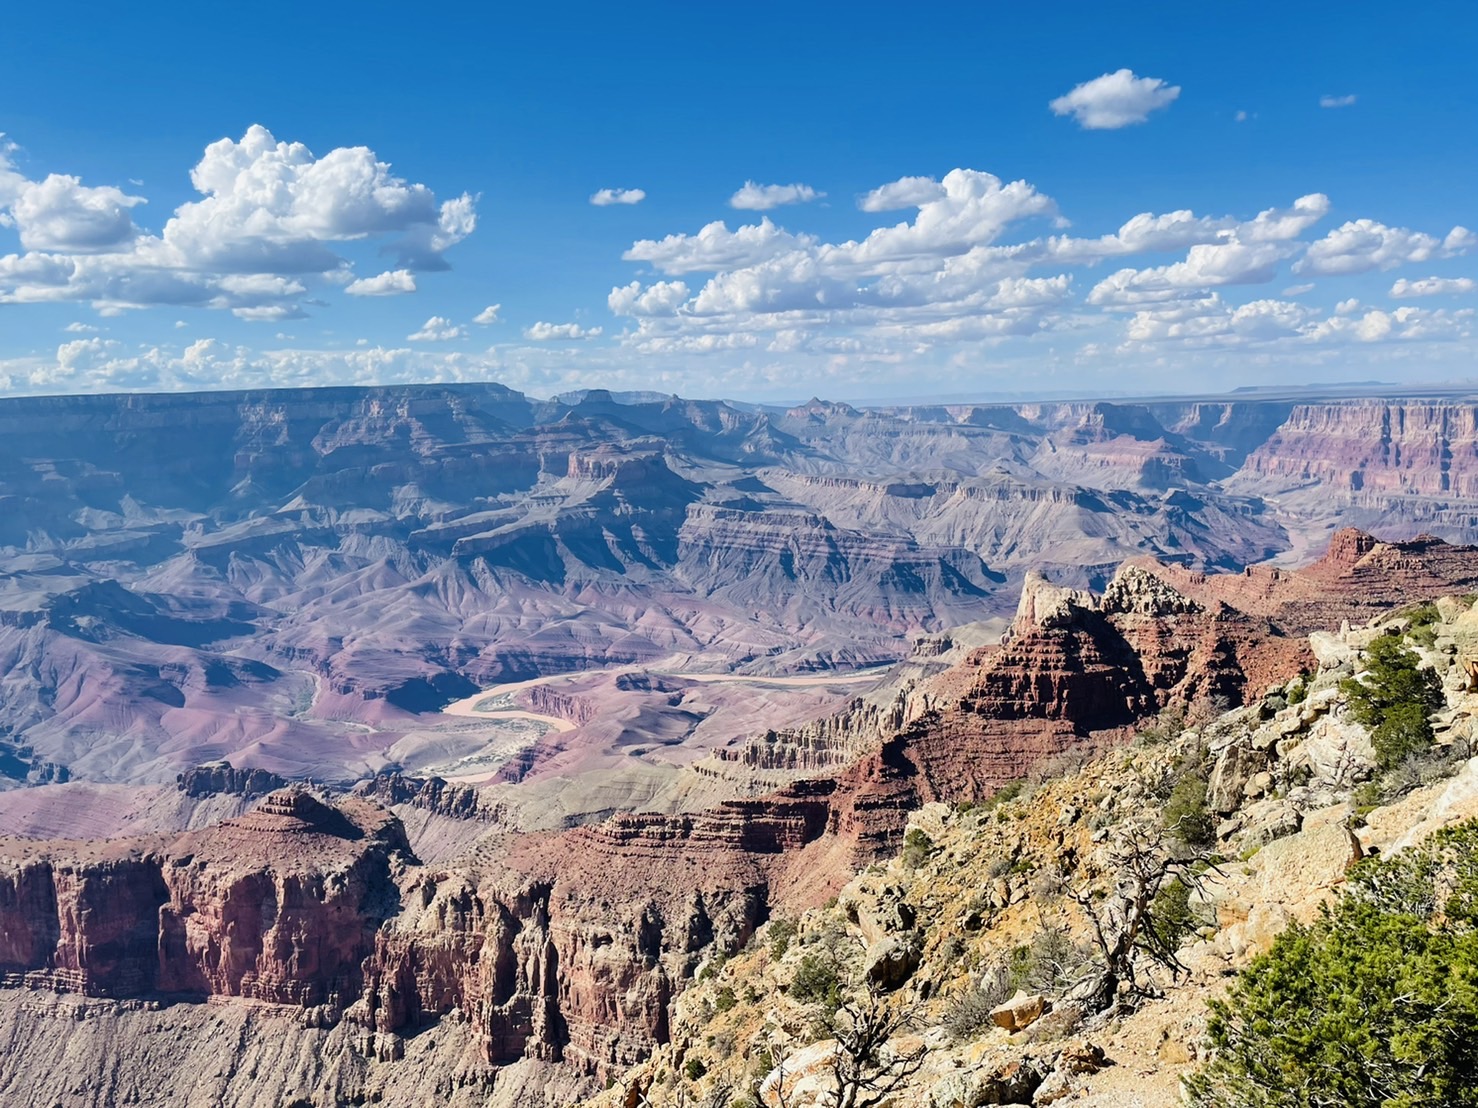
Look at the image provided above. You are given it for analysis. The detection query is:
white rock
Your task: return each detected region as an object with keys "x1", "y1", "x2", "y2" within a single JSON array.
[{"x1": 1309, "y1": 631, "x2": 1355, "y2": 669}]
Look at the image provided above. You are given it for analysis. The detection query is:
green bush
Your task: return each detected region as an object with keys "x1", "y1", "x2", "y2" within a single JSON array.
[
  {"x1": 1404, "y1": 601, "x2": 1442, "y2": 648},
  {"x1": 1185, "y1": 820, "x2": 1478, "y2": 1107},
  {"x1": 1163, "y1": 774, "x2": 1215, "y2": 848},
  {"x1": 983, "y1": 779, "x2": 1024, "y2": 810},
  {"x1": 683, "y1": 1057, "x2": 708, "y2": 1082},
  {"x1": 768, "y1": 916, "x2": 798, "y2": 960},
  {"x1": 713, "y1": 985, "x2": 737, "y2": 1013},
  {"x1": 1371, "y1": 700, "x2": 1438, "y2": 768},
  {"x1": 902, "y1": 827, "x2": 935, "y2": 868},
  {"x1": 788, "y1": 952, "x2": 841, "y2": 1008},
  {"x1": 1341, "y1": 634, "x2": 1444, "y2": 769},
  {"x1": 1148, "y1": 877, "x2": 1197, "y2": 952}
]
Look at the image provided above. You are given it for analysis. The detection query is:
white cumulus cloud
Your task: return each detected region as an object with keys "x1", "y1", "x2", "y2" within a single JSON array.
[
  {"x1": 524, "y1": 321, "x2": 603, "y2": 341},
  {"x1": 608, "y1": 280, "x2": 690, "y2": 316},
  {"x1": 858, "y1": 176, "x2": 949, "y2": 213},
  {"x1": 1295, "y1": 219, "x2": 1463, "y2": 276},
  {"x1": 345, "y1": 269, "x2": 417, "y2": 296},
  {"x1": 0, "y1": 125, "x2": 475, "y2": 318},
  {"x1": 11, "y1": 174, "x2": 145, "y2": 252},
  {"x1": 408, "y1": 315, "x2": 465, "y2": 341},
  {"x1": 729, "y1": 181, "x2": 824, "y2": 211},
  {"x1": 625, "y1": 218, "x2": 813, "y2": 275},
  {"x1": 474, "y1": 303, "x2": 502, "y2": 324},
  {"x1": 590, "y1": 188, "x2": 646, "y2": 206},
  {"x1": 1084, "y1": 196, "x2": 1330, "y2": 305},
  {"x1": 1050, "y1": 69, "x2": 1181, "y2": 130},
  {"x1": 1390, "y1": 276, "x2": 1476, "y2": 298}
]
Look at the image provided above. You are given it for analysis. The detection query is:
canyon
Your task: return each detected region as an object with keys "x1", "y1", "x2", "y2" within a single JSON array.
[
  {"x1": 5, "y1": 524, "x2": 1478, "y2": 1105},
  {"x1": 6, "y1": 384, "x2": 1478, "y2": 1104},
  {"x1": 1, "y1": 384, "x2": 1477, "y2": 809}
]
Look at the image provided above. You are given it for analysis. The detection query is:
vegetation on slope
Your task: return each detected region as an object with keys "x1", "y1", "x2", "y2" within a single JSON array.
[{"x1": 1186, "y1": 820, "x2": 1478, "y2": 1108}]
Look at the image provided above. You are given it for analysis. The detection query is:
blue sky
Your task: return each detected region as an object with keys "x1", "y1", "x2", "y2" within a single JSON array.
[{"x1": 1, "y1": 0, "x2": 1474, "y2": 401}]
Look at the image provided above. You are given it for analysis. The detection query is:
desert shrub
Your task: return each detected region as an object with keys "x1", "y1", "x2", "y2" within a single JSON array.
[
  {"x1": 683, "y1": 1057, "x2": 708, "y2": 1082},
  {"x1": 942, "y1": 964, "x2": 1013, "y2": 1040},
  {"x1": 789, "y1": 952, "x2": 841, "y2": 1008},
  {"x1": 1187, "y1": 694, "x2": 1232, "y2": 728},
  {"x1": 1405, "y1": 601, "x2": 1442, "y2": 648},
  {"x1": 1185, "y1": 819, "x2": 1478, "y2": 1107},
  {"x1": 713, "y1": 985, "x2": 737, "y2": 1013},
  {"x1": 937, "y1": 934, "x2": 966, "y2": 966},
  {"x1": 697, "y1": 952, "x2": 727, "y2": 981},
  {"x1": 1148, "y1": 877, "x2": 1198, "y2": 952},
  {"x1": 1137, "y1": 705, "x2": 1186, "y2": 745},
  {"x1": 1027, "y1": 746, "x2": 1094, "y2": 784},
  {"x1": 1006, "y1": 926, "x2": 1090, "y2": 996},
  {"x1": 985, "y1": 854, "x2": 1012, "y2": 879},
  {"x1": 1353, "y1": 746, "x2": 1467, "y2": 816},
  {"x1": 1352, "y1": 779, "x2": 1384, "y2": 815},
  {"x1": 902, "y1": 827, "x2": 935, "y2": 868},
  {"x1": 983, "y1": 779, "x2": 1025, "y2": 810},
  {"x1": 1163, "y1": 774, "x2": 1216, "y2": 848},
  {"x1": 767, "y1": 916, "x2": 798, "y2": 960},
  {"x1": 709, "y1": 1028, "x2": 736, "y2": 1058},
  {"x1": 1341, "y1": 634, "x2": 1444, "y2": 769}
]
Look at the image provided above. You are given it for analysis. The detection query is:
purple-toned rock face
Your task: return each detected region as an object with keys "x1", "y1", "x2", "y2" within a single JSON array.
[{"x1": 0, "y1": 383, "x2": 1477, "y2": 795}]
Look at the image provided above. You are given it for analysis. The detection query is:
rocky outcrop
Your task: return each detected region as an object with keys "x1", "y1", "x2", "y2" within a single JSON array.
[
  {"x1": 0, "y1": 791, "x2": 408, "y2": 1004},
  {"x1": 353, "y1": 772, "x2": 498, "y2": 821},
  {"x1": 177, "y1": 761, "x2": 289, "y2": 798},
  {"x1": 1144, "y1": 527, "x2": 1478, "y2": 634}
]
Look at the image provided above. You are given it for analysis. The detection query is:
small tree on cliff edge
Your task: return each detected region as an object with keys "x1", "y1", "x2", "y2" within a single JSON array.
[
  {"x1": 821, "y1": 981, "x2": 926, "y2": 1108},
  {"x1": 1340, "y1": 633, "x2": 1444, "y2": 769},
  {"x1": 1068, "y1": 826, "x2": 1220, "y2": 1013}
]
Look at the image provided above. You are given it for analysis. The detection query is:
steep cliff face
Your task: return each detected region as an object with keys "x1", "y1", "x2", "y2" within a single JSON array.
[
  {"x1": 0, "y1": 791, "x2": 408, "y2": 1004},
  {"x1": 0, "y1": 785, "x2": 776, "y2": 1083},
  {"x1": 1235, "y1": 402, "x2": 1478, "y2": 496}
]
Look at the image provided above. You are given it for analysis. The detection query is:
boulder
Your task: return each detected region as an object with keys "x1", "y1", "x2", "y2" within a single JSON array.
[
  {"x1": 990, "y1": 990, "x2": 1047, "y2": 1032},
  {"x1": 1055, "y1": 1038, "x2": 1108, "y2": 1075},
  {"x1": 1208, "y1": 742, "x2": 1269, "y2": 815},
  {"x1": 1308, "y1": 631, "x2": 1355, "y2": 670},
  {"x1": 1236, "y1": 800, "x2": 1302, "y2": 849},
  {"x1": 1032, "y1": 1068, "x2": 1077, "y2": 1104},
  {"x1": 1243, "y1": 771, "x2": 1274, "y2": 799},
  {"x1": 1289, "y1": 714, "x2": 1375, "y2": 790},
  {"x1": 758, "y1": 1040, "x2": 838, "y2": 1107},
  {"x1": 864, "y1": 935, "x2": 921, "y2": 991},
  {"x1": 928, "y1": 1051, "x2": 1045, "y2": 1108}
]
